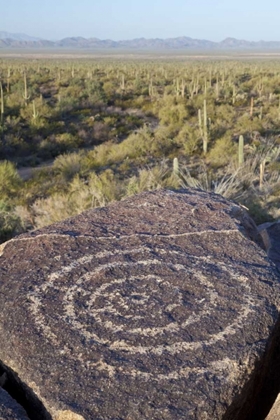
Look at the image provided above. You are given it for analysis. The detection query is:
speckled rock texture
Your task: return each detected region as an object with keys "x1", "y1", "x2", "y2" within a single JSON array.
[
  {"x1": 0, "y1": 388, "x2": 29, "y2": 420},
  {"x1": 0, "y1": 189, "x2": 280, "y2": 420}
]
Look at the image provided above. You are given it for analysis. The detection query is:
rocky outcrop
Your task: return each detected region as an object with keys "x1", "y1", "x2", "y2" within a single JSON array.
[
  {"x1": 0, "y1": 189, "x2": 280, "y2": 419},
  {"x1": 0, "y1": 388, "x2": 29, "y2": 420}
]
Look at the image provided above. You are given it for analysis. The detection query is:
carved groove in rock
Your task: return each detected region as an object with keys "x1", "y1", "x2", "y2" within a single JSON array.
[{"x1": 26, "y1": 234, "x2": 256, "y2": 382}]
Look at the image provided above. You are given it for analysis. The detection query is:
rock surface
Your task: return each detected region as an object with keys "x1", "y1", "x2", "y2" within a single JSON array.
[
  {"x1": 0, "y1": 189, "x2": 280, "y2": 419},
  {"x1": 258, "y1": 221, "x2": 280, "y2": 270},
  {"x1": 0, "y1": 388, "x2": 29, "y2": 420}
]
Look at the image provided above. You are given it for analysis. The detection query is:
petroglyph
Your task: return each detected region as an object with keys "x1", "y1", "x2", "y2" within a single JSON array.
[
  {"x1": 27, "y1": 235, "x2": 258, "y2": 380},
  {"x1": 0, "y1": 228, "x2": 240, "y2": 257}
]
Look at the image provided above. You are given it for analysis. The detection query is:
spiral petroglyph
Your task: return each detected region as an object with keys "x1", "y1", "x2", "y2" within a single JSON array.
[{"x1": 27, "y1": 231, "x2": 257, "y2": 380}]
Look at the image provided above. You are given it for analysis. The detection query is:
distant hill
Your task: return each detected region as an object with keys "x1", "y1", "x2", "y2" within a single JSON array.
[
  {"x1": 1, "y1": 32, "x2": 280, "y2": 50},
  {"x1": 0, "y1": 31, "x2": 41, "y2": 42}
]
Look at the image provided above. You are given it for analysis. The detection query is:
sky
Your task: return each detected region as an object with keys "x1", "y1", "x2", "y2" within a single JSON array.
[{"x1": 1, "y1": 0, "x2": 280, "y2": 42}]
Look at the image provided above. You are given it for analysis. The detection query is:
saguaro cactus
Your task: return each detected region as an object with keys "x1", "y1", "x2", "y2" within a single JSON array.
[
  {"x1": 238, "y1": 135, "x2": 244, "y2": 166},
  {"x1": 149, "y1": 79, "x2": 153, "y2": 97},
  {"x1": 260, "y1": 161, "x2": 265, "y2": 190},
  {"x1": 23, "y1": 72, "x2": 30, "y2": 104},
  {"x1": 181, "y1": 80, "x2": 186, "y2": 97},
  {"x1": 221, "y1": 71, "x2": 225, "y2": 87},
  {"x1": 0, "y1": 82, "x2": 4, "y2": 124},
  {"x1": 209, "y1": 69, "x2": 212, "y2": 87},
  {"x1": 250, "y1": 97, "x2": 254, "y2": 117},
  {"x1": 176, "y1": 78, "x2": 180, "y2": 96},
  {"x1": 6, "y1": 68, "x2": 11, "y2": 93},
  {"x1": 173, "y1": 157, "x2": 179, "y2": 175},
  {"x1": 204, "y1": 77, "x2": 207, "y2": 96},
  {"x1": 232, "y1": 85, "x2": 236, "y2": 105},
  {"x1": 257, "y1": 80, "x2": 263, "y2": 96},
  {"x1": 32, "y1": 100, "x2": 39, "y2": 120},
  {"x1": 194, "y1": 78, "x2": 199, "y2": 95},
  {"x1": 198, "y1": 109, "x2": 203, "y2": 137},
  {"x1": 121, "y1": 74, "x2": 125, "y2": 91},
  {"x1": 203, "y1": 99, "x2": 208, "y2": 153},
  {"x1": 215, "y1": 76, "x2": 219, "y2": 99}
]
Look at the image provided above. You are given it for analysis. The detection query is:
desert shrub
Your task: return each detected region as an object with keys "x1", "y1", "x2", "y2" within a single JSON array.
[
  {"x1": 126, "y1": 164, "x2": 179, "y2": 196},
  {"x1": 0, "y1": 161, "x2": 21, "y2": 198},
  {"x1": 126, "y1": 167, "x2": 165, "y2": 196},
  {"x1": 68, "y1": 170, "x2": 122, "y2": 210},
  {"x1": 158, "y1": 103, "x2": 188, "y2": 126},
  {"x1": 108, "y1": 127, "x2": 153, "y2": 162},
  {"x1": 32, "y1": 170, "x2": 123, "y2": 228},
  {"x1": 13, "y1": 205, "x2": 33, "y2": 231},
  {"x1": 84, "y1": 142, "x2": 114, "y2": 169},
  {"x1": 19, "y1": 98, "x2": 52, "y2": 123},
  {"x1": 32, "y1": 192, "x2": 73, "y2": 228},
  {"x1": 215, "y1": 104, "x2": 235, "y2": 124},
  {"x1": 0, "y1": 201, "x2": 24, "y2": 243},
  {"x1": 235, "y1": 114, "x2": 264, "y2": 137},
  {"x1": 56, "y1": 96, "x2": 78, "y2": 114},
  {"x1": 102, "y1": 81, "x2": 115, "y2": 97},
  {"x1": 56, "y1": 133, "x2": 82, "y2": 149},
  {"x1": 154, "y1": 124, "x2": 179, "y2": 142},
  {"x1": 91, "y1": 121, "x2": 110, "y2": 142},
  {"x1": 53, "y1": 152, "x2": 85, "y2": 181},
  {"x1": 38, "y1": 133, "x2": 82, "y2": 158},
  {"x1": 175, "y1": 126, "x2": 200, "y2": 155},
  {"x1": 239, "y1": 194, "x2": 275, "y2": 225},
  {"x1": 207, "y1": 136, "x2": 237, "y2": 168},
  {"x1": 85, "y1": 80, "x2": 107, "y2": 105},
  {"x1": 0, "y1": 134, "x2": 29, "y2": 157}
]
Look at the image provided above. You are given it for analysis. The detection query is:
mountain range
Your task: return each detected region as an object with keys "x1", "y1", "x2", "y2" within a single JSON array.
[
  {"x1": 0, "y1": 31, "x2": 41, "y2": 42},
  {"x1": 1, "y1": 31, "x2": 280, "y2": 50}
]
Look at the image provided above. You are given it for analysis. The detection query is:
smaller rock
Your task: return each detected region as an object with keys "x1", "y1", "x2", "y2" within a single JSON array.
[
  {"x1": 258, "y1": 221, "x2": 280, "y2": 269},
  {"x1": 0, "y1": 388, "x2": 29, "y2": 420},
  {"x1": 266, "y1": 393, "x2": 280, "y2": 420}
]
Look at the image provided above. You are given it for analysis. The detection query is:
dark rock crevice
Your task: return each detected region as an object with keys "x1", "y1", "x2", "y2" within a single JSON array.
[{"x1": 0, "y1": 360, "x2": 52, "y2": 420}]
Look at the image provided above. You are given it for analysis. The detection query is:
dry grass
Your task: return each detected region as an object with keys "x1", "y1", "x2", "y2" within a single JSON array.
[{"x1": 178, "y1": 165, "x2": 245, "y2": 201}]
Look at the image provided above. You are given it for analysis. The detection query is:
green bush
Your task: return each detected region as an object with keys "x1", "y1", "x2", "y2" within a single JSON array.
[
  {"x1": 0, "y1": 161, "x2": 21, "y2": 198},
  {"x1": 32, "y1": 170, "x2": 123, "y2": 228},
  {"x1": 207, "y1": 136, "x2": 237, "y2": 168},
  {"x1": 0, "y1": 201, "x2": 24, "y2": 243},
  {"x1": 53, "y1": 152, "x2": 85, "y2": 181},
  {"x1": 175, "y1": 126, "x2": 200, "y2": 155}
]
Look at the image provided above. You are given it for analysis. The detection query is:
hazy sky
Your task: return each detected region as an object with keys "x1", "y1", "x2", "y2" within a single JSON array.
[{"x1": 2, "y1": 0, "x2": 280, "y2": 41}]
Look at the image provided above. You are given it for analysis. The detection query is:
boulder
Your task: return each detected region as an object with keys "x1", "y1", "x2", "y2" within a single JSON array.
[
  {"x1": 0, "y1": 189, "x2": 280, "y2": 419},
  {"x1": 0, "y1": 388, "x2": 29, "y2": 420},
  {"x1": 258, "y1": 221, "x2": 280, "y2": 270}
]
